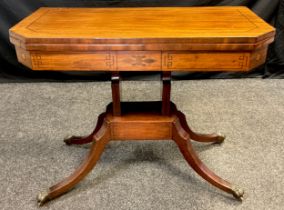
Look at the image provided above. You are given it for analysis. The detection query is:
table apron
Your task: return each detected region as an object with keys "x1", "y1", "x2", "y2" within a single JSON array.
[{"x1": 16, "y1": 48, "x2": 267, "y2": 72}]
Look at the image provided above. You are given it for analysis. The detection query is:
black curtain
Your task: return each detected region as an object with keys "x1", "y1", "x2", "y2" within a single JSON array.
[{"x1": 0, "y1": 0, "x2": 283, "y2": 81}]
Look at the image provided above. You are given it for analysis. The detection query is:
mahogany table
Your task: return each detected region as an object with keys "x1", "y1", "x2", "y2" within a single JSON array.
[{"x1": 10, "y1": 7, "x2": 275, "y2": 206}]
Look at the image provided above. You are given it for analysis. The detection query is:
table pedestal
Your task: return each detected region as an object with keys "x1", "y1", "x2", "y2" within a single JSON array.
[{"x1": 37, "y1": 73, "x2": 244, "y2": 206}]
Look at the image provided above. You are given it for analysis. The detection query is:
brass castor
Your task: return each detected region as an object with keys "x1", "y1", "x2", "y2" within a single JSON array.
[
  {"x1": 215, "y1": 133, "x2": 226, "y2": 144},
  {"x1": 232, "y1": 186, "x2": 245, "y2": 201},
  {"x1": 37, "y1": 190, "x2": 50, "y2": 206}
]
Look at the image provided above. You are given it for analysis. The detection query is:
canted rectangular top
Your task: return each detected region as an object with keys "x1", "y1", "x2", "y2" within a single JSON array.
[{"x1": 10, "y1": 7, "x2": 275, "y2": 47}]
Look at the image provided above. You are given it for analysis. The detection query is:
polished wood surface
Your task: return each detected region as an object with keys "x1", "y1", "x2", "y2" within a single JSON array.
[
  {"x1": 10, "y1": 7, "x2": 275, "y2": 206},
  {"x1": 37, "y1": 74, "x2": 244, "y2": 206},
  {"x1": 38, "y1": 101, "x2": 243, "y2": 206},
  {"x1": 40, "y1": 118, "x2": 111, "y2": 204},
  {"x1": 162, "y1": 72, "x2": 171, "y2": 115},
  {"x1": 10, "y1": 7, "x2": 274, "y2": 43},
  {"x1": 10, "y1": 7, "x2": 275, "y2": 72},
  {"x1": 111, "y1": 72, "x2": 121, "y2": 116},
  {"x1": 14, "y1": 49, "x2": 268, "y2": 71}
]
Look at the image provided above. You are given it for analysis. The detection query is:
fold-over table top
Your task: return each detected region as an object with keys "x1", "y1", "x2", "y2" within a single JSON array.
[
  {"x1": 9, "y1": 7, "x2": 275, "y2": 72},
  {"x1": 10, "y1": 7, "x2": 275, "y2": 46}
]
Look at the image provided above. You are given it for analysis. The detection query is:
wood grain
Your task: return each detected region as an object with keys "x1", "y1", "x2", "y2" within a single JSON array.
[
  {"x1": 116, "y1": 51, "x2": 161, "y2": 71},
  {"x1": 10, "y1": 7, "x2": 275, "y2": 72},
  {"x1": 30, "y1": 51, "x2": 116, "y2": 70},
  {"x1": 12, "y1": 7, "x2": 263, "y2": 205},
  {"x1": 111, "y1": 71, "x2": 121, "y2": 116},
  {"x1": 23, "y1": 50, "x2": 261, "y2": 72},
  {"x1": 39, "y1": 101, "x2": 243, "y2": 205},
  {"x1": 10, "y1": 7, "x2": 274, "y2": 44},
  {"x1": 162, "y1": 51, "x2": 250, "y2": 71}
]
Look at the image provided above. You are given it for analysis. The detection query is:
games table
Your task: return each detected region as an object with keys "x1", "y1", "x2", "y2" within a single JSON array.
[{"x1": 9, "y1": 7, "x2": 275, "y2": 206}]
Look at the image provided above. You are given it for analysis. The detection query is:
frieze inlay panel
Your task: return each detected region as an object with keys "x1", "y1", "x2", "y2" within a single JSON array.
[
  {"x1": 162, "y1": 52, "x2": 249, "y2": 71},
  {"x1": 116, "y1": 51, "x2": 162, "y2": 71},
  {"x1": 30, "y1": 51, "x2": 250, "y2": 71},
  {"x1": 122, "y1": 55, "x2": 157, "y2": 67}
]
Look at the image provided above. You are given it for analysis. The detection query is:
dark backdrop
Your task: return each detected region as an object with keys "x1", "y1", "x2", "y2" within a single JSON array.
[{"x1": 0, "y1": 0, "x2": 283, "y2": 81}]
